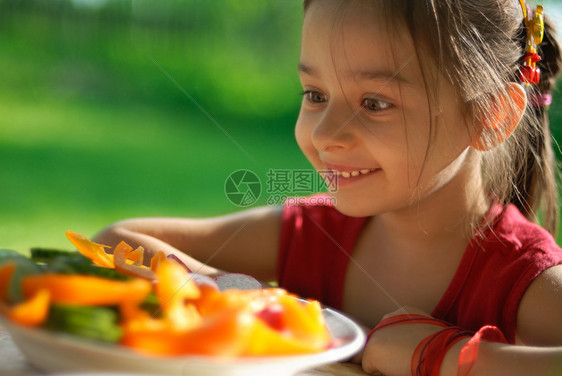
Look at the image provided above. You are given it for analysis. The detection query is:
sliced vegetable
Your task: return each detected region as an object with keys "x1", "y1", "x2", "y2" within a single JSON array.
[
  {"x1": 214, "y1": 273, "x2": 262, "y2": 291},
  {"x1": 0, "y1": 254, "x2": 42, "y2": 303},
  {"x1": 1, "y1": 231, "x2": 333, "y2": 357},
  {"x1": 188, "y1": 273, "x2": 219, "y2": 290},
  {"x1": 150, "y1": 251, "x2": 166, "y2": 272},
  {"x1": 65, "y1": 231, "x2": 114, "y2": 268},
  {"x1": 22, "y1": 274, "x2": 151, "y2": 306},
  {"x1": 113, "y1": 242, "x2": 155, "y2": 280},
  {"x1": 46, "y1": 254, "x2": 130, "y2": 280},
  {"x1": 30, "y1": 248, "x2": 74, "y2": 263},
  {"x1": 255, "y1": 303, "x2": 285, "y2": 331},
  {"x1": 277, "y1": 296, "x2": 330, "y2": 347},
  {"x1": 45, "y1": 305, "x2": 122, "y2": 343},
  {"x1": 0, "y1": 262, "x2": 16, "y2": 303},
  {"x1": 194, "y1": 287, "x2": 286, "y2": 316},
  {"x1": 154, "y1": 259, "x2": 201, "y2": 331},
  {"x1": 121, "y1": 306, "x2": 256, "y2": 357},
  {"x1": 0, "y1": 262, "x2": 50, "y2": 327},
  {"x1": 128, "y1": 246, "x2": 144, "y2": 265},
  {"x1": 246, "y1": 318, "x2": 328, "y2": 356},
  {"x1": 7, "y1": 289, "x2": 50, "y2": 327}
]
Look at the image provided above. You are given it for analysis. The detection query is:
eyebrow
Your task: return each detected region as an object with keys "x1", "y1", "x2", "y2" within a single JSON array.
[{"x1": 298, "y1": 62, "x2": 411, "y2": 85}]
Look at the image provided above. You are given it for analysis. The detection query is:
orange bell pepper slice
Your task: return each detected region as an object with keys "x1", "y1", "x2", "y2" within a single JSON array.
[
  {"x1": 150, "y1": 251, "x2": 166, "y2": 272},
  {"x1": 128, "y1": 247, "x2": 144, "y2": 265},
  {"x1": 0, "y1": 262, "x2": 51, "y2": 327},
  {"x1": 194, "y1": 287, "x2": 286, "y2": 316},
  {"x1": 113, "y1": 242, "x2": 155, "y2": 280},
  {"x1": 121, "y1": 306, "x2": 256, "y2": 357},
  {"x1": 22, "y1": 274, "x2": 151, "y2": 306},
  {"x1": 65, "y1": 231, "x2": 114, "y2": 268},
  {"x1": 6, "y1": 289, "x2": 50, "y2": 327}
]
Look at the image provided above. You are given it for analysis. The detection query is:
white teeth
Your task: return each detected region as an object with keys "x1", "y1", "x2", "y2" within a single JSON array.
[{"x1": 332, "y1": 168, "x2": 375, "y2": 178}]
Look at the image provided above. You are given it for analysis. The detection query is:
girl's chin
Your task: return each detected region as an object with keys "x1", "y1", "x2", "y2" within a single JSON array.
[{"x1": 331, "y1": 195, "x2": 377, "y2": 218}]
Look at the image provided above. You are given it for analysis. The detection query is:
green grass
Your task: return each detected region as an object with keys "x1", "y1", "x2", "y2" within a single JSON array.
[
  {"x1": 0, "y1": 2, "x2": 309, "y2": 253},
  {"x1": 0, "y1": 94, "x2": 310, "y2": 253}
]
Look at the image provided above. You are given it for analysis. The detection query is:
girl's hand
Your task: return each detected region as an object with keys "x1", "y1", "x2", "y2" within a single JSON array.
[{"x1": 361, "y1": 306, "x2": 447, "y2": 376}]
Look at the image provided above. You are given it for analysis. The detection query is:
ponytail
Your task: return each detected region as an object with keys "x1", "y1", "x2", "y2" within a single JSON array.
[{"x1": 511, "y1": 15, "x2": 561, "y2": 236}]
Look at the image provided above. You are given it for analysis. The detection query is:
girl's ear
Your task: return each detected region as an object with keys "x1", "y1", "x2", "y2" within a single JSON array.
[{"x1": 471, "y1": 83, "x2": 527, "y2": 151}]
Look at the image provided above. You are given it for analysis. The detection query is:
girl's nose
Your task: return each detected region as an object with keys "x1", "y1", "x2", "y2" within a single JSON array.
[{"x1": 311, "y1": 105, "x2": 357, "y2": 152}]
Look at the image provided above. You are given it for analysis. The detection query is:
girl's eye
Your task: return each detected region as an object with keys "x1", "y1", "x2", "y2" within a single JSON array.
[
  {"x1": 301, "y1": 90, "x2": 327, "y2": 104},
  {"x1": 361, "y1": 97, "x2": 391, "y2": 112}
]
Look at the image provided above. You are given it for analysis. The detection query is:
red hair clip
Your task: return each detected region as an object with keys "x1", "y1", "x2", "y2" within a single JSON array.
[{"x1": 519, "y1": 1, "x2": 545, "y2": 85}]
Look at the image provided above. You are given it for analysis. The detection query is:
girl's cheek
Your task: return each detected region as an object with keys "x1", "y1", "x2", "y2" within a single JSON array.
[
  {"x1": 295, "y1": 121, "x2": 322, "y2": 168},
  {"x1": 294, "y1": 114, "x2": 314, "y2": 149},
  {"x1": 294, "y1": 122, "x2": 306, "y2": 149}
]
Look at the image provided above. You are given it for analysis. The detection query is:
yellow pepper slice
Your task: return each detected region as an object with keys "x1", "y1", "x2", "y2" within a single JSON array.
[
  {"x1": 155, "y1": 259, "x2": 201, "y2": 331},
  {"x1": 245, "y1": 317, "x2": 328, "y2": 355}
]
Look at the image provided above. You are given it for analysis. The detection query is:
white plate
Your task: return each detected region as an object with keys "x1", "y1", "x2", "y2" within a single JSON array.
[{"x1": 0, "y1": 307, "x2": 365, "y2": 376}]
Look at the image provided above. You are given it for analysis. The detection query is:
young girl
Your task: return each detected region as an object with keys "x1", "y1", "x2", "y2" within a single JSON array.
[{"x1": 94, "y1": 0, "x2": 562, "y2": 374}]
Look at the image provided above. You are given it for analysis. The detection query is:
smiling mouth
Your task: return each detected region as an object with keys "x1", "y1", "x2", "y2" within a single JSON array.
[{"x1": 330, "y1": 168, "x2": 377, "y2": 179}]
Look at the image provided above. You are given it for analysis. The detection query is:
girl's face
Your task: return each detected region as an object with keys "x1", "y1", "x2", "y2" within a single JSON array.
[{"x1": 295, "y1": 0, "x2": 477, "y2": 217}]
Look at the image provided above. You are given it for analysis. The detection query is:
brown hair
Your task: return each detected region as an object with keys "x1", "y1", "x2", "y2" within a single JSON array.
[{"x1": 303, "y1": 0, "x2": 561, "y2": 236}]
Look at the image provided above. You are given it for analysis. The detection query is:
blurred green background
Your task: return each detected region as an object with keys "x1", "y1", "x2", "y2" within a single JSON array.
[{"x1": 0, "y1": 0, "x2": 561, "y2": 253}]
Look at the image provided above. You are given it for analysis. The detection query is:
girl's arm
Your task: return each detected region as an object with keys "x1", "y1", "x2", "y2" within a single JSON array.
[
  {"x1": 362, "y1": 264, "x2": 562, "y2": 375},
  {"x1": 515, "y1": 264, "x2": 562, "y2": 346},
  {"x1": 91, "y1": 205, "x2": 283, "y2": 281},
  {"x1": 440, "y1": 339, "x2": 562, "y2": 376}
]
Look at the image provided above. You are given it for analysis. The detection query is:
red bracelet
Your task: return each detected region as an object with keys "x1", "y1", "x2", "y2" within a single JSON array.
[
  {"x1": 412, "y1": 327, "x2": 472, "y2": 376},
  {"x1": 367, "y1": 314, "x2": 450, "y2": 342},
  {"x1": 457, "y1": 325, "x2": 507, "y2": 376}
]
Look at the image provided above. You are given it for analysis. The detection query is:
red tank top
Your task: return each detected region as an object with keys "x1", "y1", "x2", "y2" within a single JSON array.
[{"x1": 277, "y1": 194, "x2": 562, "y2": 343}]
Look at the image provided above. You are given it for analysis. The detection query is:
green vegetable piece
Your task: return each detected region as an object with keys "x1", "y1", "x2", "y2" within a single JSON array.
[
  {"x1": 30, "y1": 248, "x2": 74, "y2": 263},
  {"x1": 140, "y1": 291, "x2": 162, "y2": 317},
  {"x1": 45, "y1": 305, "x2": 123, "y2": 343},
  {"x1": 45, "y1": 254, "x2": 131, "y2": 280}
]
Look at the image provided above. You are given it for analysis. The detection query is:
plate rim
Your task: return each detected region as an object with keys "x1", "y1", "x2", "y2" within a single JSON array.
[{"x1": 0, "y1": 306, "x2": 366, "y2": 370}]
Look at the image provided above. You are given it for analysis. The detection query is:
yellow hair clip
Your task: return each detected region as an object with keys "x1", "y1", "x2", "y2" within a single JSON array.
[{"x1": 518, "y1": 0, "x2": 545, "y2": 85}]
